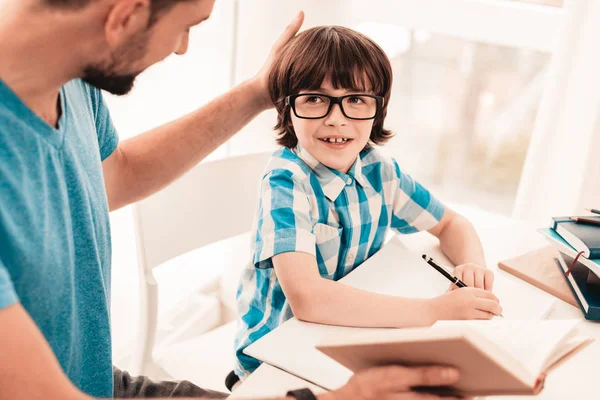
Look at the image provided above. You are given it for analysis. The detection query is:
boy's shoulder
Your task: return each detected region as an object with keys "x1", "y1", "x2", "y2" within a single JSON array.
[
  {"x1": 359, "y1": 147, "x2": 401, "y2": 181},
  {"x1": 263, "y1": 147, "x2": 314, "y2": 183}
]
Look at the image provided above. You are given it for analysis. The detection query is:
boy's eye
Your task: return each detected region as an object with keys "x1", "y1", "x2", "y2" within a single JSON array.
[
  {"x1": 347, "y1": 96, "x2": 365, "y2": 104},
  {"x1": 304, "y1": 96, "x2": 324, "y2": 104}
]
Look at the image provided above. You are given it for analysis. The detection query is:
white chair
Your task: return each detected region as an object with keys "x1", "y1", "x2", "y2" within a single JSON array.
[{"x1": 132, "y1": 151, "x2": 271, "y2": 386}]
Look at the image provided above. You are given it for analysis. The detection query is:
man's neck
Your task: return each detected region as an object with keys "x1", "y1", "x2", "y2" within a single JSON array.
[{"x1": 0, "y1": 2, "x2": 96, "y2": 126}]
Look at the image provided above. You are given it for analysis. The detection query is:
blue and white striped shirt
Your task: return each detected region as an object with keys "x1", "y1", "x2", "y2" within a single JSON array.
[{"x1": 234, "y1": 145, "x2": 445, "y2": 377}]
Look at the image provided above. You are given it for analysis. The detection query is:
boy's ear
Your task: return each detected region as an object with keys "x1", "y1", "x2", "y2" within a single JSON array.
[{"x1": 104, "y1": 0, "x2": 151, "y2": 50}]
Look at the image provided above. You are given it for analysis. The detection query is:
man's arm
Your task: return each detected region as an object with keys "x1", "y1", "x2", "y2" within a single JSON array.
[
  {"x1": 102, "y1": 14, "x2": 304, "y2": 212},
  {"x1": 0, "y1": 303, "x2": 90, "y2": 400},
  {"x1": 0, "y1": 304, "x2": 464, "y2": 400},
  {"x1": 0, "y1": 301, "x2": 296, "y2": 400}
]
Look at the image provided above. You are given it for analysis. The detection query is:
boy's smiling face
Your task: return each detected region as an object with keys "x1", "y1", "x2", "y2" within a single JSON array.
[{"x1": 291, "y1": 79, "x2": 375, "y2": 174}]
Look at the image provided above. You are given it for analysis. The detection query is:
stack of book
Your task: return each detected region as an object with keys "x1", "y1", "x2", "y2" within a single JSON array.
[{"x1": 539, "y1": 209, "x2": 600, "y2": 320}]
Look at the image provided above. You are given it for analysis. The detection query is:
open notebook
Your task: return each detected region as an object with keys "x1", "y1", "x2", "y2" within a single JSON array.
[
  {"x1": 244, "y1": 238, "x2": 557, "y2": 390},
  {"x1": 317, "y1": 320, "x2": 593, "y2": 397}
]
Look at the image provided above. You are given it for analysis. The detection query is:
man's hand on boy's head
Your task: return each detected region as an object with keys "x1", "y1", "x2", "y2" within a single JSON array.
[
  {"x1": 251, "y1": 11, "x2": 305, "y2": 110},
  {"x1": 451, "y1": 263, "x2": 495, "y2": 291}
]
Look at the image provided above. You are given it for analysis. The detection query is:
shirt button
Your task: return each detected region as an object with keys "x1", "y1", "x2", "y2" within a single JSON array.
[
  {"x1": 346, "y1": 178, "x2": 353, "y2": 185},
  {"x1": 347, "y1": 254, "x2": 355, "y2": 263}
]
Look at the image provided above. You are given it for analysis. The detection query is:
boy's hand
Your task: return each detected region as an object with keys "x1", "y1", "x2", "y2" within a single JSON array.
[
  {"x1": 451, "y1": 263, "x2": 494, "y2": 291},
  {"x1": 433, "y1": 287, "x2": 502, "y2": 320}
]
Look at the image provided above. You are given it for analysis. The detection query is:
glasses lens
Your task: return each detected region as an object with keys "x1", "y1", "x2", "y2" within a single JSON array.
[
  {"x1": 294, "y1": 95, "x2": 331, "y2": 118},
  {"x1": 342, "y1": 96, "x2": 378, "y2": 119}
]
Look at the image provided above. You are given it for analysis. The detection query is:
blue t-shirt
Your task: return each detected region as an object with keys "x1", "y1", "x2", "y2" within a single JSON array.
[{"x1": 0, "y1": 79, "x2": 118, "y2": 397}]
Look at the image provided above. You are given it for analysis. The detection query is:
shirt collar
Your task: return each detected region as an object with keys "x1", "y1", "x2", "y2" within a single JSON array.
[{"x1": 294, "y1": 145, "x2": 371, "y2": 202}]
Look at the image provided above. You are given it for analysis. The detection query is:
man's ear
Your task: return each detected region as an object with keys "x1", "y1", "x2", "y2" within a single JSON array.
[{"x1": 104, "y1": 0, "x2": 152, "y2": 49}]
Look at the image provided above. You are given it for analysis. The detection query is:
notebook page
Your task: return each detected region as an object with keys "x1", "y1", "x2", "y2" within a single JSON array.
[
  {"x1": 434, "y1": 320, "x2": 580, "y2": 376},
  {"x1": 492, "y1": 271, "x2": 556, "y2": 320}
]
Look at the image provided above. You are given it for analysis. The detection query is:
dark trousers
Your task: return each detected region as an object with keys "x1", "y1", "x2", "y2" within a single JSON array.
[{"x1": 113, "y1": 367, "x2": 228, "y2": 398}]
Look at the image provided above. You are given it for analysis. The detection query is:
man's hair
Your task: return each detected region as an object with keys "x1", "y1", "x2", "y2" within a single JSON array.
[
  {"x1": 268, "y1": 26, "x2": 394, "y2": 149},
  {"x1": 43, "y1": 0, "x2": 191, "y2": 24}
]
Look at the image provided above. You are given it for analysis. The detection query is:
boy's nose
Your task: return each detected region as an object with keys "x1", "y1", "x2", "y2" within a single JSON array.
[{"x1": 324, "y1": 103, "x2": 348, "y2": 126}]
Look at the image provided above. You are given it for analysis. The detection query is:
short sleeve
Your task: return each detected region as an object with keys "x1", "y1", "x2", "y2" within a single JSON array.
[
  {"x1": 88, "y1": 85, "x2": 119, "y2": 161},
  {"x1": 0, "y1": 259, "x2": 18, "y2": 309},
  {"x1": 390, "y1": 159, "x2": 445, "y2": 234},
  {"x1": 253, "y1": 169, "x2": 316, "y2": 269}
]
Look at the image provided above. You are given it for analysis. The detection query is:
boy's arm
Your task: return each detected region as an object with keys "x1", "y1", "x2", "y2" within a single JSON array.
[
  {"x1": 388, "y1": 160, "x2": 493, "y2": 291},
  {"x1": 274, "y1": 251, "x2": 501, "y2": 324},
  {"x1": 427, "y1": 207, "x2": 494, "y2": 290},
  {"x1": 273, "y1": 252, "x2": 438, "y2": 327},
  {"x1": 427, "y1": 207, "x2": 486, "y2": 267}
]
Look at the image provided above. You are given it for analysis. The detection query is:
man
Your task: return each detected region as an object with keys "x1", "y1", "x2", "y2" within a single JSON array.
[{"x1": 0, "y1": 0, "x2": 466, "y2": 399}]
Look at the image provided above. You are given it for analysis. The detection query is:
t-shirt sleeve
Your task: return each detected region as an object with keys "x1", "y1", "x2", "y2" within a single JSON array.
[
  {"x1": 88, "y1": 86, "x2": 119, "y2": 161},
  {"x1": 253, "y1": 169, "x2": 316, "y2": 269},
  {"x1": 390, "y1": 159, "x2": 445, "y2": 234},
  {"x1": 0, "y1": 259, "x2": 18, "y2": 309}
]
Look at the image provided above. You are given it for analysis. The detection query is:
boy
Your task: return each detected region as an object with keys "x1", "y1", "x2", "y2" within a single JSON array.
[{"x1": 233, "y1": 26, "x2": 502, "y2": 380}]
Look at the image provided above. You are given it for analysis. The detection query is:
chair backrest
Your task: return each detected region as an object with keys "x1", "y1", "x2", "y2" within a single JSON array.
[
  {"x1": 131, "y1": 151, "x2": 271, "y2": 375},
  {"x1": 133, "y1": 151, "x2": 271, "y2": 272}
]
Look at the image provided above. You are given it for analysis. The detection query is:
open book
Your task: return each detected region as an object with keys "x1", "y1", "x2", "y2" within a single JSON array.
[{"x1": 317, "y1": 320, "x2": 593, "y2": 397}]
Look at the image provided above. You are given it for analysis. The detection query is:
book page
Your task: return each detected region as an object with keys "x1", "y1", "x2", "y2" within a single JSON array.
[{"x1": 433, "y1": 320, "x2": 580, "y2": 375}]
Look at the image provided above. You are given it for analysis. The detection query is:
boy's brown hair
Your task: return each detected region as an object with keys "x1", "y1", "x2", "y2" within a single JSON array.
[{"x1": 268, "y1": 26, "x2": 394, "y2": 149}]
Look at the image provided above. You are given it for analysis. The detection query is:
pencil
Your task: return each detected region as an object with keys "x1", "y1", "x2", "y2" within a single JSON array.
[
  {"x1": 570, "y1": 217, "x2": 600, "y2": 227},
  {"x1": 585, "y1": 208, "x2": 600, "y2": 215}
]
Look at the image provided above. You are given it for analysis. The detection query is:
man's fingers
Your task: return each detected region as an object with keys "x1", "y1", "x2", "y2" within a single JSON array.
[
  {"x1": 272, "y1": 11, "x2": 304, "y2": 53},
  {"x1": 382, "y1": 393, "x2": 462, "y2": 400},
  {"x1": 374, "y1": 366, "x2": 460, "y2": 391}
]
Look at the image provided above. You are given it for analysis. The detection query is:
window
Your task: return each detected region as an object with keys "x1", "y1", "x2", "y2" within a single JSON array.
[{"x1": 231, "y1": 0, "x2": 563, "y2": 215}]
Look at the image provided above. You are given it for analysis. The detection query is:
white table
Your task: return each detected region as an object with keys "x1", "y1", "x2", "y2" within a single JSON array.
[{"x1": 231, "y1": 207, "x2": 600, "y2": 399}]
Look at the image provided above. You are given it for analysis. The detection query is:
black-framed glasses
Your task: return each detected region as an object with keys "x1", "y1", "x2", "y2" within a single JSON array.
[{"x1": 285, "y1": 93, "x2": 385, "y2": 120}]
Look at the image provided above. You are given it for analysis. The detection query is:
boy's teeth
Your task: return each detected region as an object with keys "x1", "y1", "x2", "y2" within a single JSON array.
[{"x1": 324, "y1": 138, "x2": 348, "y2": 143}]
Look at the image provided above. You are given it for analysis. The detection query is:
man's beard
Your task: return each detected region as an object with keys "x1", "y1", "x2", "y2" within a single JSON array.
[
  {"x1": 82, "y1": 31, "x2": 148, "y2": 96},
  {"x1": 81, "y1": 68, "x2": 139, "y2": 96}
]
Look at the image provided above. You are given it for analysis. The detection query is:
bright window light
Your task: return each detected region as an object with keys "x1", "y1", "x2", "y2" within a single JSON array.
[{"x1": 355, "y1": 21, "x2": 411, "y2": 59}]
